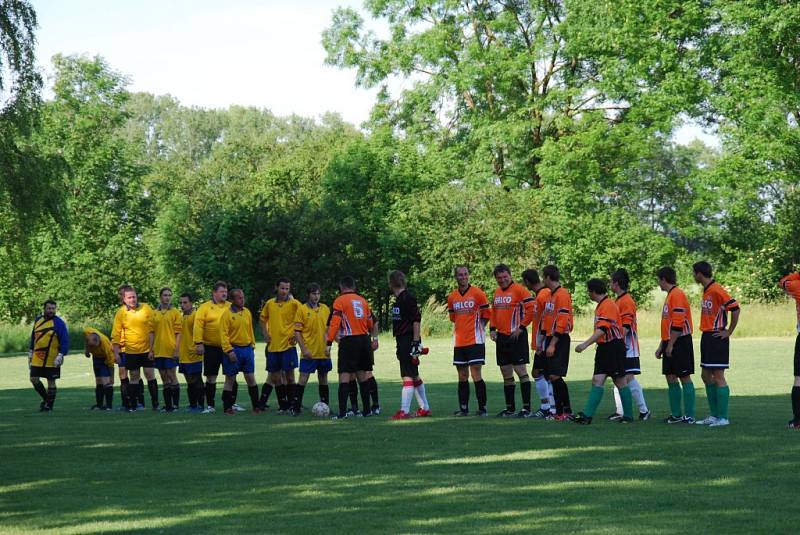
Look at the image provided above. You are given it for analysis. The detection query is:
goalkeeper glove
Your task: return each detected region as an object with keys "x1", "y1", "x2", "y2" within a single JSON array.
[{"x1": 54, "y1": 353, "x2": 64, "y2": 367}]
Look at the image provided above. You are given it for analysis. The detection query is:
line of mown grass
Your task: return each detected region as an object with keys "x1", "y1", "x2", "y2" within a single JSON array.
[{"x1": 1, "y1": 336, "x2": 798, "y2": 533}]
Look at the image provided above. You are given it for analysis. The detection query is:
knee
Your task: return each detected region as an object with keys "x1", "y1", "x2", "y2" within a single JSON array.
[
  {"x1": 518, "y1": 374, "x2": 530, "y2": 383},
  {"x1": 29, "y1": 377, "x2": 39, "y2": 386},
  {"x1": 503, "y1": 376, "x2": 515, "y2": 386}
]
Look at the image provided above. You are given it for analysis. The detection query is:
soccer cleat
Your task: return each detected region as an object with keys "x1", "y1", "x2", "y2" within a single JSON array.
[
  {"x1": 554, "y1": 413, "x2": 571, "y2": 421},
  {"x1": 709, "y1": 418, "x2": 729, "y2": 427},
  {"x1": 694, "y1": 416, "x2": 718, "y2": 425},
  {"x1": 787, "y1": 420, "x2": 800, "y2": 429},
  {"x1": 391, "y1": 410, "x2": 410, "y2": 420},
  {"x1": 276, "y1": 409, "x2": 287, "y2": 415},
  {"x1": 453, "y1": 409, "x2": 470, "y2": 417},
  {"x1": 496, "y1": 409, "x2": 515, "y2": 418},
  {"x1": 232, "y1": 403, "x2": 246, "y2": 412},
  {"x1": 570, "y1": 412, "x2": 592, "y2": 425},
  {"x1": 224, "y1": 408, "x2": 236, "y2": 416},
  {"x1": 515, "y1": 409, "x2": 532, "y2": 418},
  {"x1": 619, "y1": 416, "x2": 634, "y2": 423},
  {"x1": 639, "y1": 410, "x2": 651, "y2": 421},
  {"x1": 289, "y1": 408, "x2": 301, "y2": 417},
  {"x1": 543, "y1": 413, "x2": 556, "y2": 421},
  {"x1": 103, "y1": 407, "x2": 112, "y2": 411},
  {"x1": 152, "y1": 404, "x2": 161, "y2": 412},
  {"x1": 371, "y1": 405, "x2": 381, "y2": 416},
  {"x1": 607, "y1": 413, "x2": 623, "y2": 422},
  {"x1": 201, "y1": 406, "x2": 216, "y2": 414},
  {"x1": 344, "y1": 410, "x2": 355, "y2": 419},
  {"x1": 683, "y1": 416, "x2": 696, "y2": 424},
  {"x1": 664, "y1": 415, "x2": 684, "y2": 424},
  {"x1": 475, "y1": 408, "x2": 489, "y2": 417},
  {"x1": 353, "y1": 410, "x2": 364, "y2": 418},
  {"x1": 258, "y1": 402, "x2": 270, "y2": 410},
  {"x1": 89, "y1": 405, "x2": 103, "y2": 411},
  {"x1": 252, "y1": 407, "x2": 264, "y2": 415},
  {"x1": 532, "y1": 409, "x2": 550, "y2": 419},
  {"x1": 416, "y1": 408, "x2": 432, "y2": 417}
]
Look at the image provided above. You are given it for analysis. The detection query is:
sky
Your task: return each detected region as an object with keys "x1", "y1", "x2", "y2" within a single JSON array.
[{"x1": 31, "y1": 0, "x2": 717, "y2": 146}]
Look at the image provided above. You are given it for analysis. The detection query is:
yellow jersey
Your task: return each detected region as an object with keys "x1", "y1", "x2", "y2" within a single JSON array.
[
  {"x1": 179, "y1": 311, "x2": 201, "y2": 364},
  {"x1": 221, "y1": 306, "x2": 256, "y2": 353},
  {"x1": 294, "y1": 303, "x2": 330, "y2": 359},
  {"x1": 111, "y1": 304, "x2": 155, "y2": 354},
  {"x1": 153, "y1": 307, "x2": 182, "y2": 358},
  {"x1": 30, "y1": 315, "x2": 70, "y2": 367},
  {"x1": 193, "y1": 300, "x2": 231, "y2": 347},
  {"x1": 84, "y1": 327, "x2": 115, "y2": 367},
  {"x1": 259, "y1": 297, "x2": 300, "y2": 352}
]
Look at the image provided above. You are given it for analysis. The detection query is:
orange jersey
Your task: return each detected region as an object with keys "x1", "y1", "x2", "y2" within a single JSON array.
[
  {"x1": 490, "y1": 282, "x2": 534, "y2": 335},
  {"x1": 660, "y1": 286, "x2": 693, "y2": 340},
  {"x1": 593, "y1": 297, "x2": 624, "y2": 344},
  {"x1": 540, "y1": 286, "x2": 573, "y2": 336},
  {"x1": 615, "y1": 292, "x2": 640, "y2": 358},
  {"x1": 780, "y1": 273, "x2": 800, "y2": 331},
  {"x1": 327, "y1": 292, "x2": 375, "y2": 343},
  {"x1": 531, "y1": 287, "x2": 551, "y2": 351},
  {"x1": 447, "y1": 285, "x2": 490, "y2": 347},
  {"x1": 700, "y1": 281, "x2": 739, "y2": 332}
]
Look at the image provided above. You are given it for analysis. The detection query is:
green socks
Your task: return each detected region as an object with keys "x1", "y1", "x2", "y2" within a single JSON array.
[
  {"x1": 583, "y1": 385, "x2": 604, "y2": 418},
  {"x1": 668, "y1": 382, "x2": 682, "y2": 417},
  {"x1": 717, "y1": 385, "x2": 730, "y2": 420},
  {"x1": 705, "y1": 384, "x2": 718, "y2": 418},
  {"x1": 683, "y1": 382, "x2": 696, "y2": 419},
  {"x1": 619, "y1": 385, "x2": 634, "y2": 420}
]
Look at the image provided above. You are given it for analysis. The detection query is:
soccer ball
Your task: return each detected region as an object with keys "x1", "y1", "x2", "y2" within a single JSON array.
[{"x1": 311, "y1": 402, "x2": 330, "y2": 417}]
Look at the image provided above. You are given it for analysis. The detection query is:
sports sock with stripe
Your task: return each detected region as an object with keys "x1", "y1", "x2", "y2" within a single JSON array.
[
  {"x1": 705, "y1": 383, "x2": 719, "y2": 418},
  {"x1": 583, "y1": 385, "x2": 604, "y2": 418},
  {"x1": 717, "y1": 385, "x2": 730, "y2": 420},
  {"x1": 520, "y1": 376, "x2": 531, "y2": 411},
  {"x1": 628, "y1": 378, "x2": 648, "y2": 413},
  {"x1": 249, "y1": 385, "x2": 260, "y2": 409},
  {"x1": 503, "y1": 383, "x2": 516, "y2": 412},
  {"x1": 401, "y1": 380, "x2": 414, "y2": 413},
  {"x1": 618, "y1": 385, "x2": 634, "y2": 420},
  {"x1": 458, "y1": 381, "x2": 469, "y2": 411},
  {"x1": 475, "y1": 379, "x2": 487, "y2": 411},
  {"x1": 33, "y1": 381, "x2": 47, "y2": 401},
  {"x1": 668, "y1": 382, "x2": 682, "y2": 417},
  {"x1": 682, "y1": 382, "x2": 696, "y2": 419},
  {"x1": 414, "y1": 379, "x2": 429, "y2": 410},
  {"x1": 534, "y1": 375, "x2": 550, "y2": 409}
]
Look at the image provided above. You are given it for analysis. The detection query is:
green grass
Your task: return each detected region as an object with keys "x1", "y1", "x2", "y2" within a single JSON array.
[{"x1": 1, "y1": 336, "x2": 799, "y2": 534}]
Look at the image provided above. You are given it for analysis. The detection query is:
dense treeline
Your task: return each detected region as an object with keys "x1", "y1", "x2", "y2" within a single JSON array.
[{"x1": 1, "y1": 0, "x2": 799, "y2": 325}]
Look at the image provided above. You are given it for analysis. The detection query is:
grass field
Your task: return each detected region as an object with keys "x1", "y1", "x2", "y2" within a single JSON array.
[{"x1": 1, "y1": 336, "x2": 799, "y2": 534}]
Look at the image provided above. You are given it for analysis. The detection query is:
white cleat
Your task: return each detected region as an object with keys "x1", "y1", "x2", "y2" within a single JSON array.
[
  {"x1": 694, "y1": 416, "x2": 718, "y2": 425},
  {"x1": 201, "y1": 406, "x2": 216, "y2": 414},
  {"x1": 709, "y1": 418, "x2": 729, "y2": 427},
  {"x1": 232, "y1": 403, "x2": 246, "y2": 412}
]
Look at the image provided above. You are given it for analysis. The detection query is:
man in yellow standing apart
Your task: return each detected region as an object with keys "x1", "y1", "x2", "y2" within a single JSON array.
[
  {"x1": 259, "y1": 277, "x2": 301, "y2": 414},
  {"x1": 84, "y1": 327, "x2": 115, "y2": 410},
  {"x1": 221, "y1": 288, "x2": 262, "y2": 415},
  {"x1": 112, "y1": 286, "x2": 156, "y2": 412},
  {"x1": 29, "y1": 300, "x2": 69, "y2": 412},
  {"x1": 193, "y1": 281, "x2": 231, "y2": 414},
  {"x1": 291, "y1": 283, "x2": 332, "y2": 414},
  {"x1": 153, "y1": 287, "x2": 182, "y2": 412}
]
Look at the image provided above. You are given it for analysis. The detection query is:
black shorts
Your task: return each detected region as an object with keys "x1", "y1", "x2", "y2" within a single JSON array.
[
  {"x1": 543, "y1": 334, "x2": 570, "y2": 377},
  {"x1": 453, "y1": 344, "x2": 485, "y2": 366},
  {"x1": 124, "y1": 352, "x2": 153, "y2": 370},
  {"x1": 203, "y1": 345, "x2": 224, "y2": 376},
  {"x1": 532, "y1": 351, "x2": 547, "y2": 372},
  {"x1": 30, "y1": 366, "x2": 60, "y2": 379},
  {"x1": 337, "y1": 335, "x2": 374, "y2": 374},
  {"x1": 700, "y1": 331, "x2": 730, "y2": 369},
  {"x1": 661, "y1": 335, "x2": 694, "y2": 378},
  {"x1": 495, "y1": 328, "x2": 529, "y2": 366},
  {"x1": 624, "y1": 357, "x2": 641, "y2": 375},
  {"x1": 593, "y1": 339, "x2": 627, "y2": 379},
  {"x1": 793, "y1": 333, "x2": 800, "y2": 377},
  {"x1": 395, "y1": 335, "x2": 420, "y2": 378}
]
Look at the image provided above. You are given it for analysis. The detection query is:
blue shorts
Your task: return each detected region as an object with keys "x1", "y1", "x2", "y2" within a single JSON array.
[
  {"x1": 153, "y1": 357, "x2": 178, "y2": 370},
  {"x1": 299, "y1": 358, "x2": 333, "y2": 374},
  {"x1": 93, "y1": 357, "x2": 113, "y2": 377},
  {"x1": 223, "y1": 345, "x2": 256, "y2": 376},
  {"x1": 119, "y1": 352, "x2": 127, "y2": 368},
  {"x1": 267, "y1": 347, "x2": 298, "y2": 372},
  {"x1": 179, "y1": 362, "x2": 203, "y2": 375}
]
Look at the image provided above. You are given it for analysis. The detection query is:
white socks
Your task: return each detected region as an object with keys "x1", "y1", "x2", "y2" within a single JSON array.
[
  {"x1": 414, "y1": 379, "x2": 429, "y2": 410},
  {"x1": 535, "y1": 376, "x2": 550, "y2": 410}
]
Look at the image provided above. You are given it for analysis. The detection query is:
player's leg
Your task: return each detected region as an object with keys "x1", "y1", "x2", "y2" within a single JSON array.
[
  {"x1": 513, "y1": 363, "x2": 531, "y2": 417},
  {"x1": 244, "y1": 372, "x2": 260, "y2": 412},
  {"x1": 318, "y1": 362, "x2": 331, "y2": 404},
  {"x1": 259, "y1": 348, "x2": 275, "y2": 409},
  {"x1": 157, "y1": 365, "x2": 171, "y2": 411},
  {"x1": 363, "y1": 341, "x2": 380, "y2": 413},
  {"x1": 470, "y1": 364, "x2": 487, "y2": 416},
  {"x1": 532, "y1": 354, "x2": 552, "y2": 417},
  {"x1": 573, "y1": 374, "x2": 607, "y2": 424},
  {"x1": 455, "y1": 364, "x2": 470, "y2": 415},
  {"x1": 710, "y1": 369, "x2": 730, "y2": 426},
  {"x1": 627, "y1": 372, "x2": 649, "y2": 419},
  {"x1": 45, "y1": 377, "x2": 58, "y2": 410},
  {"x1": 613, "y1": 375, "x2": 633, "y2": 421},
  {"x1": 169, "y1": 367, "x2": 180, "y2": 411},
  {"x1": 222, "y1": 374, "x2": 237, "y2": 415},
  {"x1": 284, "y1": 349, "x2": 298, "y2": 414},
  {"x1": 142, "y1": 363, "x2": 159, "y2": 410},
  {"x1": 30, "y1": 374, "x2": 47, "y2": 409},
  {"x1": 292, "y1": 359, "x2": 314, "y2": 414},
  {"x1": 499, "y1": 364, "x2": 516, "y2": 416},
  {"x1": 337, "y1": 372, "x2": 354, "y2": 418},
  {"x1": 93, "y1": 374, "x2": 105, "y2": 410},
  {"x1": 118, "y1": 363, "x2": 130, "y2": 411},
  {"x1": 408, "y1": 343, "x2": 429, "y2": 416}
]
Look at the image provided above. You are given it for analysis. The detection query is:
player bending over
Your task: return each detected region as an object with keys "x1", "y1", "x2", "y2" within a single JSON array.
[
  {"x1": 571, "y1": 279, "x2": 634, "y2": 424},
  {"x1": 84, "y1": 327, "x2": 115, "y2": 410}
]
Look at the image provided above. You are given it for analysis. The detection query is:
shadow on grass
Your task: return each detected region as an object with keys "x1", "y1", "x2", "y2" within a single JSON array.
[{"x1": 1, "y1": 382, "x2": 799, "y2": 534}]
